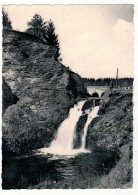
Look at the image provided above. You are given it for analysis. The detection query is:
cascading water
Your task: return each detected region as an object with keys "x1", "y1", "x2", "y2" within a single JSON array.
[
  {"x1": 49, "y1": 100, "x2": 85, "y2": 154},
  {"x1": 81, "y1": 106, "x2": 99, "y2": 150},
  {"x1": 39, "y1": 100, "x2": 85, "y2": 155},
  {"x1": 39, "y1": 100, "x2": 99, "y2": 156}
]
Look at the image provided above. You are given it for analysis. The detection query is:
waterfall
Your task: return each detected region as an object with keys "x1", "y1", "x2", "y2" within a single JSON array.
[
  {"x1": 49, "y1": 100, "x2": 85, "y2": 154},
  {"x1": 81, "y1": 106, "x2": 99, "y2": 150},
  {"x1": 39, "y1": 100, "x2": 85, "y2": 155},
  {"x1": 39, "y1": 100, "x2": 99, "y2": 156}
]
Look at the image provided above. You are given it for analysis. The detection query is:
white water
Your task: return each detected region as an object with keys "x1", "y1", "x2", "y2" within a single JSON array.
[
  {"x1": 81, "y1": 106, "x2": 99, "y2": 150},
  {"x1": 39, "y1": 100, "x2": 99, "y2": 156}
]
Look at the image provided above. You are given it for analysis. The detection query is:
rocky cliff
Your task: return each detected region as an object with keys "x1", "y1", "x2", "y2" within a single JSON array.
[
  {"x1": 2, "y1": 29, "x2": 87, "y2": 154},
  {"x1": 86, "y1": 91, "x2": 133, "y2": 153},
  {"x1": 85, "y1": 91, "x2": 133, "y2": 187}
]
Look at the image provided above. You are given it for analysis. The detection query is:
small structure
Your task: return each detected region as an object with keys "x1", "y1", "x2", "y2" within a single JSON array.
[{"x1": 87, "y1": 86, "x2": 111, "y2": 99}]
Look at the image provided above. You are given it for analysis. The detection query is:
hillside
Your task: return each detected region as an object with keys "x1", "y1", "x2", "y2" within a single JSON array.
[{"x1": 2, "y1": 29, "x2": 87, "y2": 154}]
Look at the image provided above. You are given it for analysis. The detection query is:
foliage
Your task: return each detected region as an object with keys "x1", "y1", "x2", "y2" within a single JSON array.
[
  {"x1": 26, "y1": 14, "x2": 47, "y2": 40},
  {"x1": 83, "y1": 77, "x2": 133, "y2": 87},
  {"x1": 43, "y1": 20, "x2": 61, "y2": 61},
  {"x1": 26, "y1": 14, "x2": 61, "y2": 61},
  {"x1": 2, "y1": 8, "x2": 12, "y2": 29}
]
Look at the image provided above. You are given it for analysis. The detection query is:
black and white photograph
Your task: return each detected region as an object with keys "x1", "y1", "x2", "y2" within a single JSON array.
[{"x1": 1, "y1": 3, "x2": 135, "y2": 190}]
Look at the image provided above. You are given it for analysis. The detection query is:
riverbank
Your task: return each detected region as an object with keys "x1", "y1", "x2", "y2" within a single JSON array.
[{"x1": 2, "y1": 150, "x2": 119, "y2": 189}]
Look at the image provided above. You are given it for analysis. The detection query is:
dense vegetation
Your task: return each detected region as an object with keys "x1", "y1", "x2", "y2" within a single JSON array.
[{"x1": 83, "y1": 77, "x2": 133, "y2": 87}]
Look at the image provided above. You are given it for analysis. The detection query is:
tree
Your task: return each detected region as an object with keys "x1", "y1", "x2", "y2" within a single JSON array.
[
  {"x1": 26, "y1": 14, "x2": 47, "y2": 40},
  {"x1": 44, "y1": 20, "x2": 61, "y2": 61},
  {"x1": 26, "y1": 15, "x2": 61, "y2": 61},
  {"x1": 2, "y1": 8, "x2": 12, "y2": 29}
]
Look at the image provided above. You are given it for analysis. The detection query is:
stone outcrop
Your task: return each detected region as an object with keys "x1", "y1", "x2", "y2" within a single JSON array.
[
  {"x1": 67, "y1": 71, "x2": 87, "y2": 98},
  {"x1": 73, "y1": 114, "x2": 88, "y2": 149},
  {"x1": 2, "y1": 78, "x2": 19, "y2": 115},
  {"x1": 86, "y1": 92, "x2": 133, "y2": 154},
  {"x1": 2, "y1": 29, "x2": 86, "y2": 154},
  {"x1": 85, "y1": 91, "x2": 133, "y2": 187}
]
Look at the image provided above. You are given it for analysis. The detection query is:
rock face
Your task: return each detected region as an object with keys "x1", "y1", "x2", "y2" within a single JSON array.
[
  {"x1": 85, "y1": 91, "x2": 133, "y2": 187},
  {"x1": 2, "y1": 29, "x2": 86, "y2": 154},
  {"x1": 73, "y1": 114, "x2": 88, "y2": 149},
  {"x1": 2, "y1": 78, "x2": 19, "y2": 115},
  {"x1": 67, "y1": 72, "x2": 87, "y2": 98},
  {"x1": 86, "y1": 92, "x2": 133, "y2": 153}
]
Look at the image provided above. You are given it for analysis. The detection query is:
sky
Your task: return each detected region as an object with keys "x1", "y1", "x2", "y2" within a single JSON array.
[{"x1": 3, "y1": 5, "x2": 134, "y2": 79}]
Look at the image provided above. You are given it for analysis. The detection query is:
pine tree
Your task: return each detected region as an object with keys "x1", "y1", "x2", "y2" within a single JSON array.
[
  {"x1": 2, "y1": 8, "x2": 12, "y2": 29},
  {"x1": 44, "y1": 20, "x2": 61, "y2": 61},
  {"x1": 26, "y1": 15, "x2": 61, "y2": 61},
  {"x1": 26, "y1": 14, "x2": 47, "y2": 40}
]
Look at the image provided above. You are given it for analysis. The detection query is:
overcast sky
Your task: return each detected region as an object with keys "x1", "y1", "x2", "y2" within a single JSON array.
[{"x1": 4, "y1": 5, "x2": 134, "y2": 78}]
